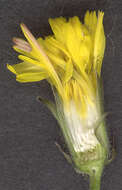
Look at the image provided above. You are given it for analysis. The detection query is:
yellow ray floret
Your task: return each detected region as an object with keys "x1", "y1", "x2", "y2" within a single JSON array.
[{"x1": 7, "y1": 11, "x2": 106, "y2": 117}]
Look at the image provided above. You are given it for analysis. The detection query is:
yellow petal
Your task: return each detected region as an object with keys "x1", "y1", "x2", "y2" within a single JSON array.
[
  {"x1": 64, "y1": 22, "x2": 84, "y2": 71},
  {"x1": 37, "y1": 36, "x2": 66, "y2": 69},
  {"x1": 92, "y1": 11, "x2": 97, "y2": 29},
  {"x1": 84, "y1": 10, "x2": 90, "y2": 27},
  {"x1": 7, "y1": 62, "x2": 47, "y2": 83},
  {"x1": 7, "y1": 64, "x2": 17, "y2": 74},
  {"x1": 13, "y1": 45, "x2": 40, "y2": 61},
  {"x1": 38, "y1": 36, "x2": 74, "y2": 82},
  {"x1": 63, "y1": 59, "x2": 73, "y2": 83},
  {"x1": 48, "y1": 17, "x2": 67, "y2": 44},
  {"x1": 41, "y1": 36, "x2": 70, "y2": 59},
  {"x1": 18, "y1": 55, "x2": 44, "y2": 68},
  {"x1": 20, "y1": 23, "x2": 63, "y2": 95},
  {"x1": 45, "y1": 51, "x2": 65, "y2": 69},
  {"x1": 13, "y1": 45, "x2": 32, "y2": 58},
  {"x1": 84, "y1": 11, "x2": 97, "y2": 33},
  {"x1": 16, "y1": 72, "x2": 47, "y2": 83},
  {"x1": 7, "y1": 61, "x2": 43, "y2": 75},
  {"x1": 69, "y1": 16, "x2": 84, "y2": 40},
  {"x1": 94, "y1": 11, "x2": 105, "y2": 76}
]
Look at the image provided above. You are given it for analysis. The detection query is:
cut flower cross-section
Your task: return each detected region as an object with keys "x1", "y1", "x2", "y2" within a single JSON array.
[{"x1": 7, "y1": 11, "x2": 114, "y2": 190}]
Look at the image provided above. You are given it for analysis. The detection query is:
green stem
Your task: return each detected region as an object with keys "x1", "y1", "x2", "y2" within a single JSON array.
[{"x1": 89, "y1": 169, "x2": 102, "y2": 190}]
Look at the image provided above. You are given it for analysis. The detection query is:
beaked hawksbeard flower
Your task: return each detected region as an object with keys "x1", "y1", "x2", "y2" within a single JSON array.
[{"x1": 7, "y1": 11, "x2": 114, "y2": 190}]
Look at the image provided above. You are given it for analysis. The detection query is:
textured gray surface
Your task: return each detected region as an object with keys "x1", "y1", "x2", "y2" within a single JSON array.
[{"x1": 0, "y1": 0, "x2": 122, "y2": 190}]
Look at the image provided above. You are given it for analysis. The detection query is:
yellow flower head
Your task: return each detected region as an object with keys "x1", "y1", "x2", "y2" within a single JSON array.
[{"x1": 7, "y1": 11, "x2": 105, "y2": 120}]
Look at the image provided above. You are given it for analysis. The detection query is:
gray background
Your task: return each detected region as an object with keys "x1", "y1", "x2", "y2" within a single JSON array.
[{"x1": 0, "y1": 0, "x2": 122, "y2": 190}]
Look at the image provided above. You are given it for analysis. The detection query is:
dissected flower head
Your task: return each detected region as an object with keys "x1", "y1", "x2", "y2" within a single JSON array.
[{"x1": 7, "y1": 11, "x2": 112, "y2": 190}]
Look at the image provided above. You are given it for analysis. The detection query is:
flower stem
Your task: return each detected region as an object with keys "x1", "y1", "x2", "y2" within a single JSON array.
[{"x1": 89, "y1": 169, "x2": 102, "y2": 190}]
